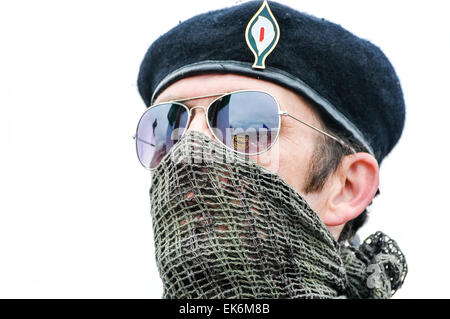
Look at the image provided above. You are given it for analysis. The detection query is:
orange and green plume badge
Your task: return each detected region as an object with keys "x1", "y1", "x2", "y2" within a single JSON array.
[{"x1": 245, "y1": 0, "x2": 280, "y2": 69}]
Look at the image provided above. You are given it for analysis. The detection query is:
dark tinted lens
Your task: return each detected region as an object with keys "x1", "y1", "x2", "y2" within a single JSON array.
[
  {"x1": 136, "y1": 103, "x2": 188, "y2": 169},
  {"x1": 208, "y1": 91, "x2": 280, "y2": 154}
]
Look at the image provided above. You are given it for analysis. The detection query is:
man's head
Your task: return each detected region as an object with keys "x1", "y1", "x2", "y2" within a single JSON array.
[
  {"x1": 136, "y1": 1, "x2": 408, "y2": 298},
  {"x1": 137, "y1": 0, "x2": 405, "y2": 242}
]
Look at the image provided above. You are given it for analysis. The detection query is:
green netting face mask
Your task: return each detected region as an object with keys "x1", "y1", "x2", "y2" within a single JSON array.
[{"x1": 149, "y1": 131, "x2": 407, "y2": 299}]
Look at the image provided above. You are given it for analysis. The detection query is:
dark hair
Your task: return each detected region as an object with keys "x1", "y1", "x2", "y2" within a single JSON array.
[{"x1": 302, "y1": 126, "x2": 374, "y2": 242}]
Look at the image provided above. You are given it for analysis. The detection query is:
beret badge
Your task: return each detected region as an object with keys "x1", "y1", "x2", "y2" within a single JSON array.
[{"x1": 245, "y1": 0, "x2": 280, "y2": 69}]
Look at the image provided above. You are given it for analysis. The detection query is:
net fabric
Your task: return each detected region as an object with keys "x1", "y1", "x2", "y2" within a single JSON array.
[
  {"x1": 149, "y1": 131, "x2": 407, "y2": 299},
  {"x1": 340, "y1": 231, "x2": 408, "y2": 298},
  {"x1": 150, "y1": 131, "x2": 347, "y2": 298}
]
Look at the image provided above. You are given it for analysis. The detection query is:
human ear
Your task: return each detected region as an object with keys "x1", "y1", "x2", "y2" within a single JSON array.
[{"x1": 322, "y1": 153, "x2": 379, "y2": 227}]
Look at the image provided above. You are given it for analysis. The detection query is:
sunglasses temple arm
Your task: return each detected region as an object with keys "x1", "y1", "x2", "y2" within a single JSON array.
[{"x1": 282, "y1": 112, "x2": 356, "y2": 154}]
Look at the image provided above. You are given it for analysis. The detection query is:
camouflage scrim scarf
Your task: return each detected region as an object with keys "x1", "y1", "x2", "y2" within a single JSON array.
[{"x1": 149, "y1": 131, "x2": 407, "y2": 299}]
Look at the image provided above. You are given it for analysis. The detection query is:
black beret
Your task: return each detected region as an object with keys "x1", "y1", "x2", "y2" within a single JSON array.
[{"x1": 137, "y1": 0, "x2": 405, "y2": 163}]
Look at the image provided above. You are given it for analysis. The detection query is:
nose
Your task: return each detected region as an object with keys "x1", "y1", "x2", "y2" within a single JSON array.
[{"x1": 185, "y1": 106, "x2": 214, "y2": 139}]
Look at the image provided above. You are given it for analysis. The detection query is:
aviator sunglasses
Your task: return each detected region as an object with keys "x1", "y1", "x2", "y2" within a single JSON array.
[{"x1": 134, "y1": 90, "x2": 355, "y2": 170}]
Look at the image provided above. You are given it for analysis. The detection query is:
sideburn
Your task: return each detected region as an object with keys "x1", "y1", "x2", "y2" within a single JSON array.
[{"x1": 302, "y1": 135, "x2": 343, "y2": 194}]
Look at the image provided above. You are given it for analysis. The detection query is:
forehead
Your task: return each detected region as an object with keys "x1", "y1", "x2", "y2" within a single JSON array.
[
  {"x1": 155, "y1": 74, "x2": 276, "y2": 101},
  {"x1": 154, "y1": 73, "x2": 320, "y2": 123}
]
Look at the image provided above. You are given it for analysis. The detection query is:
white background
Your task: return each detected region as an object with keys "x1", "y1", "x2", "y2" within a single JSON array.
[{"x1": 0, "y1": 0, "x2": 449, "y2": 298}]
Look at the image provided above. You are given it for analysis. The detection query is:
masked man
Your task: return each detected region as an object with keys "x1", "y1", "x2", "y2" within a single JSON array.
[{"x1": 134, "y1": 0, "x2": 407, "y2": 299}]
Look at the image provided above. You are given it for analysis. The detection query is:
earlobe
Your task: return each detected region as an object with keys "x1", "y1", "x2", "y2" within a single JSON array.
[{"x1": 323, "y1": 153, "x2": 379, "y2": 227}]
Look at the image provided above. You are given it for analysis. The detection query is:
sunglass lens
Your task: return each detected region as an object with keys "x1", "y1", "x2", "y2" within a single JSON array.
[
  {"x1": 136, "y1": 103, "x2": 188, "y2": 169},
  {"x1": 207, "y1": 91, "x2": 280, "y2": 154}
]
